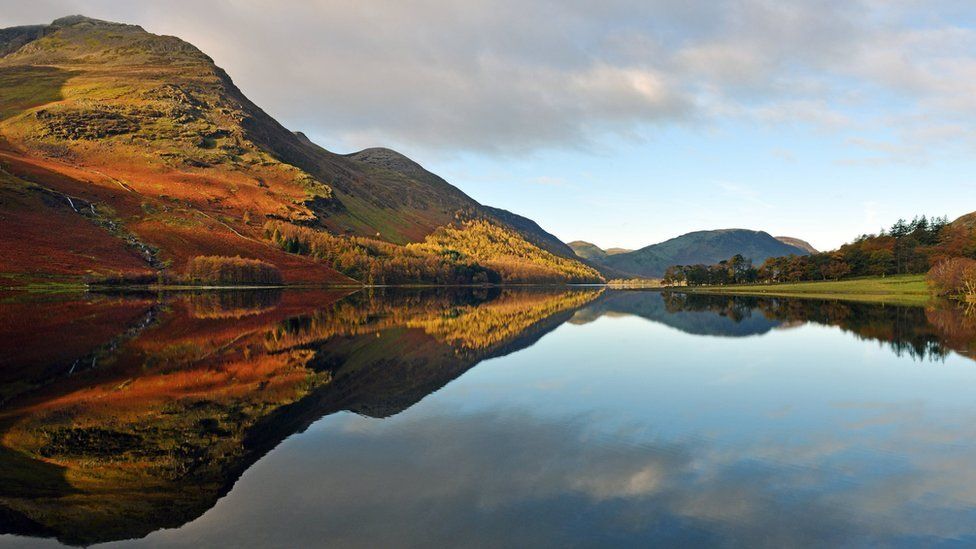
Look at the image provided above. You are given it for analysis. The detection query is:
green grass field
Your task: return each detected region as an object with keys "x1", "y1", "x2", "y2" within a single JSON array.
[{"x1": 676, "y1": 274, "x2": 932, "y2": 306}]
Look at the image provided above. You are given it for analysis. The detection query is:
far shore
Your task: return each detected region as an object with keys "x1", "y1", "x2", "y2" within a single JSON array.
[
  {"x1": 0, "y1": 279, "x2": 609, "y2": 296},
  {"x1": 657, "y1": 274, "x2": 933, "y2": 306},
  {"x1": 0, "y1": 273, "x2": 946, "y2": 308}
]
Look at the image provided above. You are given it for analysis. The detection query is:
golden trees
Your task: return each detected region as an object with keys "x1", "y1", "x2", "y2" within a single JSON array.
[
  {"x1": 185, "y1": 256, "x2": 283, "y2": 285},
  {"x1": 263, "y1": 219, "x2": 603, "y2": 285}
]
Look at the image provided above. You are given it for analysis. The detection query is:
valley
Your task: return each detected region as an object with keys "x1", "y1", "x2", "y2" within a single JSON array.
[{"x1": 1, "y1": 7, "x2": 976, "y2": 548}]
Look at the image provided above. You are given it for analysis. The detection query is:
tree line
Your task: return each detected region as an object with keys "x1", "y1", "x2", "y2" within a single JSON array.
[
  {"x1": 663, "y1": 254, "x2": 758, "y2": 286},
  {"x1": 662, "y1": 293, "x2": 957, "y2": 361},
  {"x1": 185, "y1": 256, "x2": 283, "y2": 285}
]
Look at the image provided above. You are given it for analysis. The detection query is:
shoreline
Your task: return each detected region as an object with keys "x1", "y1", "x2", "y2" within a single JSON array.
[
  {"x1": 1, "y1": 274, "x2": 946, "y2": 308},
  {"x1": 1, "y1": 280, "x2": 612, "y2": 295},
  {"x1": 655, "y1": 274, "x2": 933, "y2": 306}
]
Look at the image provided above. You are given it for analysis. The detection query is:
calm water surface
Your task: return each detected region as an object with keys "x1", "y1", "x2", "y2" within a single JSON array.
[{"x1": 1, "y1": 288, "x2": 976, "y2": 547}]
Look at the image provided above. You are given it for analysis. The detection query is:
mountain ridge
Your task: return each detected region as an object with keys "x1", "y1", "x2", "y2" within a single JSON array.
[
  {"x1": 588, "y1": 228, "x2": 811, "y2": 277},
  {"x1": 0, "y1": 15, "x2": 599, "y2": 285},
  {"x1": 568, "y1": 240, "x2": 609, "y2": 261}
]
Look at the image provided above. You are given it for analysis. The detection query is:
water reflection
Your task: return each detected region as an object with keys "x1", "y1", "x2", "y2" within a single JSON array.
[
  {"x1": 1, "y1": 289, "x2": 975, "y2": 546},
  {"x1": 0, "y1": 287, "x2": 600, "y2": 545},
  {"x1": 610, "y1": 292, "x2": 965, "y2": 361}
]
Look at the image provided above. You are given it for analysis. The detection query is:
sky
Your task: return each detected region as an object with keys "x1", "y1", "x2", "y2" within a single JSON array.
[{"x1": 2, "y1": 0, "x2": 975, "y2": 251}]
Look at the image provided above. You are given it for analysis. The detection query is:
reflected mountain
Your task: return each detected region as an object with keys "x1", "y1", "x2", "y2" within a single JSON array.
[
  {"x1": 571, "y1": 291, "x2": 781, "y2": 337},
  {"x1": 2, "y1": 288, "x2": 976, "y2": 545},
  {"x1": 576, "y1": 291, "x2": 976, "y2": 362},
  {"x1": 0, "y1": 287, "x2": 601, "y2": 545}
]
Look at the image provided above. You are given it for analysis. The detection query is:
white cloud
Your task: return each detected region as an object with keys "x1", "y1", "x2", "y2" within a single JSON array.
[{"x1": 2, "y1": 0, "x2": 976, "y2": 159}]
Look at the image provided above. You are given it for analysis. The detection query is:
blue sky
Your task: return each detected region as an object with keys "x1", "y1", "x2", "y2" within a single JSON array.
[
  {"x1": 3, "y1": 0, "x2": 975, "y2": 250},
  {"x1": 432, "y1": 123, "x2": 976, "y2": 251}
]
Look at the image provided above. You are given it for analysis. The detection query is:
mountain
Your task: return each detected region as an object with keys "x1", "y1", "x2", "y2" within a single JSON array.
[
  {"x1": 0, "y1": 25, "x2": 45, "y2": 56},
  {"x1": 565, "y1": 240, "x2": 642, "y2": 280},
  {"x1": 0, "y1": 16, "x2": 599, "y2": 286},
  {"x1": 568, "y1": 240, "x2": 608, "y2": 261},
  {"x1": 570, "y1": 291, "x2": 782, "y2": 337},
  {"x1": 568, "y1": 241, "x2": 634, "y2": 261},
  {"x1": 482, "y1": 205, "x2": 578, "y2": 259},
  {"x1": 775, "y1": 236, "x2": 818, "y2": 254},
  {"x1": 598, "y1": 229, "x2": 811, "y2": 277}
]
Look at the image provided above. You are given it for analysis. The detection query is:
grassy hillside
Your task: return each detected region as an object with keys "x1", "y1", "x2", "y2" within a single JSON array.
[
  {"x1": 0, "y1": 16, "x2": 593, "y2": 286},
  {"x1": 604, "y1": 229, "x2": 810, "y2": 277},
  {"x1": 676, "y1": 275, "x2": 931, "y2": 306},
  {"x1": 568, "y1": 240, "x2": 608, "y2": 261}
]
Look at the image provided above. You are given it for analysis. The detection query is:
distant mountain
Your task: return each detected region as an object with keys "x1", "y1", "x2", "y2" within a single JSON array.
[
  {"x1": 0, "y1": 16, "x2": 598, "y2": 285},
  {"x1": 775, "y1": 236, "x2": 818, "y2": 254},
  {"x1": 568, "y1": 241, "x2": 633, "y2": 261},
  {"x1": 571, "y1": 291, "x2": 782, "y2": 337},
  {"x1": 568, "y1": 241, "x2": 608, "y2": 261},
  {"x1": 597, "y1": 229, "x2": 811, "y2": 277},
  {"x1": 565, "y1": 241, "x2": 641, "y2": 279}
]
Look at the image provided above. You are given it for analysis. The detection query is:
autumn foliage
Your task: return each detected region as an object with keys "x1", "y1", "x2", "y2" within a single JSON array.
[
  {"x1": 265, "y1": 219, "x2": 603, "y2": 285},
  {"x1": 184, "y1": 255, "x2": 283, "y2": 285},
  {"x1": 408, "y1": 220, "x2": 604, "y2": 284},
  {"x1": 927, "y1": 258, "x2": 976, "y2": 297},
  {"x1": 264, "y1": 221, "x2": 499, "y2": 284},
  {"x1": 665, "y1": 215, "x2": 976, "y2": 288}
]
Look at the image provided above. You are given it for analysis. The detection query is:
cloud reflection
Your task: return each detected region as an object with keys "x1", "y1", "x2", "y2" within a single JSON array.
[{"x1": 145, "y1": 405, "x2": 976, "y2": 548}]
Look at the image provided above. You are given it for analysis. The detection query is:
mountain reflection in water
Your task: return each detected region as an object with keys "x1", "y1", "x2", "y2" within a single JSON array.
[{"x1": 0, "y1": 288, "x2": 975, "y2": 547}]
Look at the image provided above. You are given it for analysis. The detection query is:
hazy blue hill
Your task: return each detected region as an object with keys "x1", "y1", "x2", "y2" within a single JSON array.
[{"x1": 603, "y1": 229, "x2": 810, "y2": 277}]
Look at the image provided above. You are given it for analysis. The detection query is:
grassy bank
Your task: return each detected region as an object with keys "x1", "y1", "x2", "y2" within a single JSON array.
[{"x1": 673, "y1": 274, "x2": 932, "y2": 306}]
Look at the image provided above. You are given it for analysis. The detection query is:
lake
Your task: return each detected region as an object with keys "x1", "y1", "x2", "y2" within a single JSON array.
[{"x1": 1, "y1": 288, "x2": 976, "y2": 547}]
